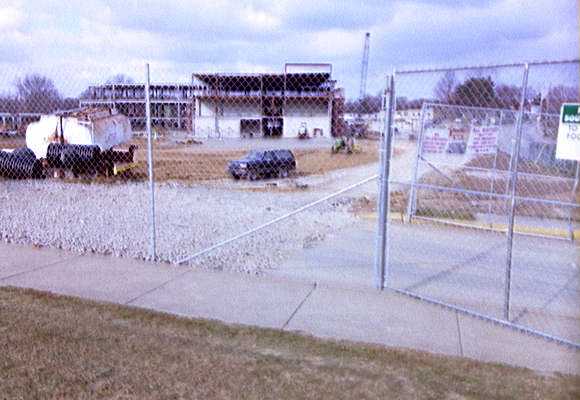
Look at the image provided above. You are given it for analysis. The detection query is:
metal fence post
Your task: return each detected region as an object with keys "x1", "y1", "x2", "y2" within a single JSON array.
[
  {"x1": 568, "y1": 161, "x2": 579, "y2": 241},
  {"x1": 504, "y1": 63, "x2": 529, "y2": 321},
  {"x1": 375, "y1": 74, "x2": 395, "y2": 290},
  {"x1": 488, "y1": 110, "x2": 503, "y2": 223},
  {"x1": 405, "y1": 102, "x2": 428, "y2": 222},
  {"x1": 145, "y1": 63, "x2": 157, "y2": 261}
]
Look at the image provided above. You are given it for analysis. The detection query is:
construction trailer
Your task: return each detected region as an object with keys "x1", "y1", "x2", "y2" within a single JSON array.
[
  {"x1": 1, "y1": 107, "x2": 137, "y2": 180},
  {"x1": 191, "y1": 63, "x2": 345, "y2": 139},
  {"x1": 80, "y1": 83, "x2": 195, "y2": 131}
]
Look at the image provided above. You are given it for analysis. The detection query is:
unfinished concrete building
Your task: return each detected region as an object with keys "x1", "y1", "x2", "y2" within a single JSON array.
[
  {"x1": 78, "y1": 64, "x2": 346, "y2": 138},
  {"x1": 191, "y1": 63, "x2": 344, "y2": 138},
  {"x1": 0, "y1": 113, "x2": 42, "y2": 135},
  {"x1": 80, "y1": 84, "x2": 195, "y2": 130}
]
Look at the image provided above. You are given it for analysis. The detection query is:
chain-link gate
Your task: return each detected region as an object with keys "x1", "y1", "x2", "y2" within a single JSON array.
[{"x1": 377, "y1": 60, "x2": 580, "y2": 348}]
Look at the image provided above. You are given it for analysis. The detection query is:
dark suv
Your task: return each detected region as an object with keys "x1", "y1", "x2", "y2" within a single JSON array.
[{"x1": 228, "y1": 149, "x2": 296, "y2": 180}]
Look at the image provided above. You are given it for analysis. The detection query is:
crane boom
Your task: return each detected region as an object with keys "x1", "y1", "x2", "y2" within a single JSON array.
[{"x1": 359, "y1": 32, "x2": 370, "y2": 99}]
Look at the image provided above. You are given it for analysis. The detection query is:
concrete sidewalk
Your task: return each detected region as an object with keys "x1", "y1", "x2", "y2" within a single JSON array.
[{"x1": 1, "y1": 242, "x2": 578, "y2": 375}]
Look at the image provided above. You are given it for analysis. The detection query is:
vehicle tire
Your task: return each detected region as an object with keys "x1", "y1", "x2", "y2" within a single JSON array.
[
  {"x1": 248, "y1": 171, "x2": 258, "y2": 181},
  {"x1": 278, "y1": 168, "x2": 289, "y2": 178},
  {"x1": 232, "y1": 173, "x2": 240, "y2": 180}
]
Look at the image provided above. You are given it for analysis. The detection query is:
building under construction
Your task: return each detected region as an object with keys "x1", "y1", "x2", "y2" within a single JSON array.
[
  {"x1": 79, "y1": 63, "x2": 345, "y2": 138},
  {"x1": 192, "y1": 63, "x2": 344, "y2": 138},
  {"x1": 79, "y1": 83, "x2": 195, "y2": 131},
  {"x1": 0, "y1": 112, "x2": 42, "y2": 135}
]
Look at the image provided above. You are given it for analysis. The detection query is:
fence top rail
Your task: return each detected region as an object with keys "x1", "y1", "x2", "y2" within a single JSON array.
[
  {"x1": 421, "y1": 102, "x2": 561, "y2": 118},
  {"x1": 394, "y1": 59, "x2": 580, "y2": 75},
  {"x1": 416, "y1": 160, "x2": 576, "y2": 181},
  {"x1": 391, "y1": 180, "x2": 580, "y2": 209},
  {"x1": 0, "y1": 112, "x2": 43, "y2": 117}
]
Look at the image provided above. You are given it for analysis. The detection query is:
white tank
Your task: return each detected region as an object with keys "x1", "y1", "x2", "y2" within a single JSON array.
[{"x1": 26, "y1": 108, "x2": 132, "y2": 159}]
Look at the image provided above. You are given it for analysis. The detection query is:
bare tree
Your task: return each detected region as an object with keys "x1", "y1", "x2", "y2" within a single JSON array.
[
  {"x1": 345, "y1": 94, "x2": 382, "y2": 114},
  {"x1": 15, "y1": 74, "x2": 62, "y2": 113},
  {"x1": 545, "y1": 85, "x2": 578, "y2": 114},
  {"x1": 434, "y1": 71, "x2": 457, "y2": 104},
  {"x1": 0, "y1": 93, "x2": 21, "y2": 113},
  {"x1": 106, "y1": 74, "x2": 135, "y2": 84}
]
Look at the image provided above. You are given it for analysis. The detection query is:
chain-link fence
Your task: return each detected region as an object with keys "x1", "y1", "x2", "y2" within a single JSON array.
[
  {"x1": 0, "y1": 64, "x2": 153, "y2": 260},
  {"x1": 378, "y1": 60, "x2": 580, "y2": 347},
  {"x1": 149, "y1": 65, "x2": 383, "y2": 285},
  {"x1": 1, "y1": 59, "x2": 579, "y2": 348},
  {"x1": 0, "y1": 62, "x2": 384, "y2": 287}
]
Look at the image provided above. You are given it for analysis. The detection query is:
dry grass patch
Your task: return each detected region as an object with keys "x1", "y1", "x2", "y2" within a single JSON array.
[
  {"x1": 2, "y1": 136, "x2": 380, "y2": 185},
  {"x1": 131, "y1": 139, "x2": 381, "y2": 184},
  {"x1": 1, "y1": 287, "x2": 579, "y2": 399},
  {"x1": 0, "y1": 135, "x2": 25, "y2": 149},
  {"x1": 416, "y1": 158, "x2": 578, "y2": 221}
]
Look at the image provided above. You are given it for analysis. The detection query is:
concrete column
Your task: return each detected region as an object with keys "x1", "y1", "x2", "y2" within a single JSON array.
[{"x1": 327, "y1": 95, "x2": 333, "y2": 137}]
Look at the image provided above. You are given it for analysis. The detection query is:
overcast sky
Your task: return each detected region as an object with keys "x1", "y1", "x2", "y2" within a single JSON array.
[{"x1": 0, "y1": 0, "x2": 578, "y2": 98}]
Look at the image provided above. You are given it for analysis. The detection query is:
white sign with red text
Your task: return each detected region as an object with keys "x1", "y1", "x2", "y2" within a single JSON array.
[
  {"x1": 422, "y1": 127, "x2": 449, "y2": 154},
  {"x1": 467, "y1": 125, "x2": 499, "y2": 155}
]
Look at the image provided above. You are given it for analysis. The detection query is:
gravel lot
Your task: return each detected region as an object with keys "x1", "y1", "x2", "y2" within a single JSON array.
[
  {"x1": 0, "y1": 140, "x2": 418, "y2": 275},
  {"x1": 0, "y1": 178, "x2": 368, "y2": 274}
]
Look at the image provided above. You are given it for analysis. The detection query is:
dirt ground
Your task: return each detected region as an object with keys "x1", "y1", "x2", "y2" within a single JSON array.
[
  {"x1": 1, "y1": 287, "x2": 578, "y2": 400},
  {"x1": 130, "y1": 138, "x2": 380, "y2": 183},
  {"x1": 1, "y1": 136, "x2": 380, "y2": 183},
  {"x1": 467, "y1": 151, "x2": 576, "y2": 178},
  {"x1": 0, "y1": 135, "x2": 25, "y2": 148},
  {"x1": 417, "y1": 163, "x2": 579, "y2": 221}
]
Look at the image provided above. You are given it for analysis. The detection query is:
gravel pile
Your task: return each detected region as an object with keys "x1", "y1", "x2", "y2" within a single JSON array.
[{"x1": 0, "y1": 179, "x2": 361, "y2": 274}]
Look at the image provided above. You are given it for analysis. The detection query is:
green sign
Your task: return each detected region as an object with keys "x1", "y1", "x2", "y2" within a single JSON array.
[
  {"x1": 562, "y1": 104, "x2": 580, "y2": 123},
  {"x1": 557, "y1": 103, "x2": 580, "y2": 160}
]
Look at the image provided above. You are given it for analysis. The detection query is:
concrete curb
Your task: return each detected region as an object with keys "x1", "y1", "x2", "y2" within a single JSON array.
[{"x1": 359, "y1": 212, "x2": 579, "y2": 241}]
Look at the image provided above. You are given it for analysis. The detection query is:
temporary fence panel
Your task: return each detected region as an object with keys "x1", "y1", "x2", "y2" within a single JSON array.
[
  {"x1": 148, "y1": 65, "x2": 385, "y2": 287},
  {"x1": 510, "y1": 61, "x2": 580, "y2": 345},
  {"x1": 380, "y1": 60, "x2": 580, "y2": 348},
  {"x1": 0, "y1": 64, "x2": 152, "y2": 260}
]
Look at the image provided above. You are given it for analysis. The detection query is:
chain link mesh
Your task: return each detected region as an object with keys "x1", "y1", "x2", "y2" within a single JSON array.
[
  {"x1": 387, "y1": 61, "x2": 580, "y2": 345},
  {"x1": 1, "y1": 63, "x2": 384, "y2": 283},
  {"x1": 150, "y1": 66, "x2": 383, "y2": 279},
  {"x1": 1, "y1": 59, "x2": 578, "y2": 346},
  {"x1": 0, "y1": 65, "x2": 151, "y2": 258}
]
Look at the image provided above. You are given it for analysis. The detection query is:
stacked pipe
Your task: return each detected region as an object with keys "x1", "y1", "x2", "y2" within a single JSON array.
[
  {"x1": 0, "y1": 148, "x2": 45, "y2": 179},
  {"x1": 104, "y1": 144, "x2": 137, "y2": 163},
  {"x1": 47, "y1": 143, "x2": 101, "y2": 176}
]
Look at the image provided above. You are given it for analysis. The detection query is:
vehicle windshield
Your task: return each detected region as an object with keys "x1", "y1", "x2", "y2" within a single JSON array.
[{"x1": 245, "y1": 150, "x2": 263, "y2": 160}]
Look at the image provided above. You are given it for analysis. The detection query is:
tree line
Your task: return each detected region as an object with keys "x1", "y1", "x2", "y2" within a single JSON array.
[
  {"x1": 0, "y1": 74, "x2": 134, "y2": 114},
  {"x1": 434, "y1": 71, "x2": 577, "y2": 113},
  {"x1": 345, "y1": 72, "x2": 577, "y2": 115}
]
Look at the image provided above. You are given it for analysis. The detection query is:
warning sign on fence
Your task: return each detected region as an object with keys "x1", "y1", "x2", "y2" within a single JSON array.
[
  {"x1": 556, "y1": 103, "x2": 580, "y2": 160},
  {"x1": 422, "y1": 127, "x2": 449, "y2": 153},
  {"x1": 467, "y1": 125, "x2": 499, "y2": 155}
]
